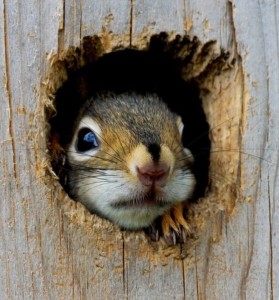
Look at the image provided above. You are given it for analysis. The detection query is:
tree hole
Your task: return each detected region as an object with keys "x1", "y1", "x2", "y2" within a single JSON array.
[{"x1": 45, "y1": 32, "x2": 240, "y2": 248}]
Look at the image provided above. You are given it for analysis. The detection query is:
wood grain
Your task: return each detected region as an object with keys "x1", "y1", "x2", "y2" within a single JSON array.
[{"x1": 0, "y1": 0, "x2": 278, "y2": 299}]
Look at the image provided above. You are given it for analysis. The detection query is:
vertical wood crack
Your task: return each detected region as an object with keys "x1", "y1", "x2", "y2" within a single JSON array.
[
  {"x1": 195, "y1": 248, "x2": 200, "y2": 300},
  {"x1": 227, "y1": 1, "x2": 239, "y2": 58},
  {"x1": 122, "y1": 233, "x2": 127, "y2": 298},
  {"x1": 129, "y1": 0, "x2": 134, "y2": 47},
  {"x1": 268, "y1": 173, "x2": 274, "y2": 300},
  {"x1": 181, "y1": 247, "x2": 186, "y2": 300},
  {"x1": 58, "y1": 0, "x2": 65, "y2": 54},
  {"x1": 3, "y1": 0, "x2": 17, "y2": 181},
  {"x1": 79, "y1": 0, "x2": 82, "y2": 45}
]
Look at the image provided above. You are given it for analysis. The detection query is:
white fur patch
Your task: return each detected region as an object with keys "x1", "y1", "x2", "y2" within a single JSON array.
[{"x1": 74, "y1": 167, "x2": 196, "y2": 229}]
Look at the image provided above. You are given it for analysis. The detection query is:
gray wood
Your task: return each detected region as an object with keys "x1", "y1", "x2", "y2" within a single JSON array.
[{"x1": 0, "y1": 0, "x2": 278, "y2": 299}]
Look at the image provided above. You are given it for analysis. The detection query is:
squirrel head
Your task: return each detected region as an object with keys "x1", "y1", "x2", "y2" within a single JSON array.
[{"x1": 65, "y1": 92, "x2": 196, "y2": 229}]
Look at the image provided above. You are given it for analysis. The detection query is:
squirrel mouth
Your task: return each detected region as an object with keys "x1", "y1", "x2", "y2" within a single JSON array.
[{"x1": 112, "y1": 191, "x2": 168, "y2": 208}]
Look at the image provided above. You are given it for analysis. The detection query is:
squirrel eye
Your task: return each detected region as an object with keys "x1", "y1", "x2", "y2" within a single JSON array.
[{"x1": 76, "y1": 128, "x2": 99, "y2": 152}]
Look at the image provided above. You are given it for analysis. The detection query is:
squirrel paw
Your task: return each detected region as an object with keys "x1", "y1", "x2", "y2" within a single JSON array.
[{"x1": 148, "y1": 202, "x2": 191, "y2": 245}]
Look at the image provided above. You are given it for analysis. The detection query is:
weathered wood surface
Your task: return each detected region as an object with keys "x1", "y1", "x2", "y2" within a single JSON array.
[{"x1": 0, "y1": 1, "x2": 278, "y2": 299}]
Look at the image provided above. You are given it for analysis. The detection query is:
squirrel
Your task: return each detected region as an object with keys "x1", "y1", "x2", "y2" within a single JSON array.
[{"x1": 64, "y1": 92, "x2": 196, "y2": 244}]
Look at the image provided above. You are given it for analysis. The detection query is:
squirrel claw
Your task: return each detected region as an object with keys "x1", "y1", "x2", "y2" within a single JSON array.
[
  {"x1": 163, "y1": 230, "x2": 177, "y2": 245},
  {"x1": 148, "y1": 223, "x2": 160, "y2": 241},
  {"x1": 161, "y1": 202, "x2": 191, "y2": 245}
]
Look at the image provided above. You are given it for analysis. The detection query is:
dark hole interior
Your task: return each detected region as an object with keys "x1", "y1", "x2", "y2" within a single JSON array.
[{"x1": 49, "y1": 37, "x2": 211, "y2": 202}]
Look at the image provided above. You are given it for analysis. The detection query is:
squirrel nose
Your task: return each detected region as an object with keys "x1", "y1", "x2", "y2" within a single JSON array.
[{"x1": 136, "y1": 164, "x2": 170, "y2": 187}]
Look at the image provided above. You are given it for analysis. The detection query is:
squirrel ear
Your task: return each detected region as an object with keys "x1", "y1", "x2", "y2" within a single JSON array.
[
  {"x1": 176, "y1": 116, "x2": 184, "y2": 137},
  {"x1": 176, "y1": 116, "x2": 194, "y2": 163},
  {"x1": 183, "y1": 147, "x2": 194, "y2": 163}
]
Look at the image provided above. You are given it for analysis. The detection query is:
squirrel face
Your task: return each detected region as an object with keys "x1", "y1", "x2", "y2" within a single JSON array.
[{"x1": 66, "y1": 93, "x2": 196, "y2": 229}]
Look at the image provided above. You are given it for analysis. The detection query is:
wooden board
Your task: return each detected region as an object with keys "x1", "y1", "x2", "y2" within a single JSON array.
[{"x1": 0, "y1": 1, "x2": 278, "y2": 299}]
